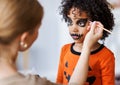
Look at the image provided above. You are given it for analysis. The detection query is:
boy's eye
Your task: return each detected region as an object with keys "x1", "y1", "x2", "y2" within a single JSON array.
[
  {"x1": 78, "y1": 22, "x2": 85, "y2": 27},
  {"x1": 77, "y1": 18, "x2": 88, "y2": 27}
]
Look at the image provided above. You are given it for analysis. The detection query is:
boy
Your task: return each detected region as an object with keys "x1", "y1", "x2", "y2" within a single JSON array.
[{"x1": 56, "y1": 0, "x2": 115, "y2": 85}]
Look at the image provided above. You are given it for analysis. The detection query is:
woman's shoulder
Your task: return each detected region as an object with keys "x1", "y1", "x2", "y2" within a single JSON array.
[
  {"x1": 24, "y1": 74, "x2": 60, "y2": 85},
  {"x1": 0, "y1": 73, "x2": 60, "y2": 85}
]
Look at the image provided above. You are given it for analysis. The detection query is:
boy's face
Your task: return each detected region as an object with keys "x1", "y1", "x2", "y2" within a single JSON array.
[{"x1": 67, "y1": 8, "x2": 90, "y2": 43}]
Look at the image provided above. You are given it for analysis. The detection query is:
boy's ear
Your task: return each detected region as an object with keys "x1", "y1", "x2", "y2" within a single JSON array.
[
  {"x1": 19, "y1": 32, "x2": 29, "y2": 51},
  {"x1": 87, "y1": 21, "x2": 92, "y2": 31}
]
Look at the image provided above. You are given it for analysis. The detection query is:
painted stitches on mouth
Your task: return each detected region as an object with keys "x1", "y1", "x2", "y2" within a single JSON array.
[{"x1": 70, "y1": 34, "x2": 83, "y2": 40}]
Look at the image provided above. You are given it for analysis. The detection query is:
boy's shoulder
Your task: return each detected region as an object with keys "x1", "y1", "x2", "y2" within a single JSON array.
[
  {"x1": 103, "y1": 45, "x2": 114, "y2": 55},
  {"x1": 61, "y1": 43, "x2": 73, "y2": 52},
  {"x1": 99, "y1": 45, "x2": 115, "y2": 60},
  {"x1": 62, "y1": 43, "x2": 72, "y2": 48}
]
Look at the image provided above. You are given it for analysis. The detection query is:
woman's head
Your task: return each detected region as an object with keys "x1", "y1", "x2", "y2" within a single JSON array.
[
  {"x1": 0, "y1": 0, "x2": 43, "y2": 45},
  {"x1": 60, "y1": 0, "x2": 114, "y2": 40}
]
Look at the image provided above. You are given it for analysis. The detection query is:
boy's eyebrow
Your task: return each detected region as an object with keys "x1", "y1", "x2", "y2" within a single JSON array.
[
  {"x1": 76, "y1": 18, "x2": 88, "y2": 22},
  {"x1": 77, "y1": 18, "x2": 88, "y2": 20},
  {"x1": 67, "y1": 16, "x2": 88, "y2": 20}
]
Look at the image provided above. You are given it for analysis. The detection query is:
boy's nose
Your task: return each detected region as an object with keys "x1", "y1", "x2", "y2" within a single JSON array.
[{"x1": 72, "y1": 25, "x2": 78, "y2": 32}]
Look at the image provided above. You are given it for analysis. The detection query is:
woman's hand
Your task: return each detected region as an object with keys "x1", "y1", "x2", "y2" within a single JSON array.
[{"x1": 83, "y1": 21, "x2": 103, "y2": 49}]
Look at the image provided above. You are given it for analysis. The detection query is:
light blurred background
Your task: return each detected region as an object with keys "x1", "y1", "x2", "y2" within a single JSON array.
[{"x1": 16, "y1": 0, "x2": 120, "y2": 83}]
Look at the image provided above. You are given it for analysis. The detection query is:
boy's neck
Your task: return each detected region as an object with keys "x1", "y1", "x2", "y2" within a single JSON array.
[
  {"x1": 73, "y1": 43, "x2": 83, "y2": 52},
  {"x1": 90, "y1": 42, "x2": 101, "y2": 52},
  {"x1": 73, "y1": 42, "x2": 101, "y2": 52}
]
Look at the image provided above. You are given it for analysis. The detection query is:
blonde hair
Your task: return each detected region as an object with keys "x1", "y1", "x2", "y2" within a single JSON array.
[{"x1": 0, "y1": 0, "x2": 43, "y2": 44}]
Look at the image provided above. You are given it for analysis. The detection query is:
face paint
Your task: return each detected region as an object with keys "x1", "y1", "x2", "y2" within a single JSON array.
[
  {"x1": 70, "y1": 33, "x2": 83, "y2": 40},
  {"x1": 77, "y1": 18, "x2": 88, "y2": 27},
  {"x1": 66, "y1": 18, "x2": 88, "y2": 27}
]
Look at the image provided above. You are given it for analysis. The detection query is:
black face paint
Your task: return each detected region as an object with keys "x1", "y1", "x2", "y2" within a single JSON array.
[
  {"x1": 66, "y1": 18, "x2": 88, "y2": 27},
  {"x1": 77, "y1": 18, "x2": 88, "y2": 27},
  {"x1": 70, "y1": 33, "x2": 83, "y2": 40}
]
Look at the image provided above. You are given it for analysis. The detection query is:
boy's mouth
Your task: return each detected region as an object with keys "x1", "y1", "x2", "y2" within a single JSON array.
[{"x1": 70, "y1": 34, "x2": 83, "y2": 40}]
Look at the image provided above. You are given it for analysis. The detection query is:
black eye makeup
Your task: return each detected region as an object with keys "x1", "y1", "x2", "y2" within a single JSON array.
[
  {"x1": 66, "y1": 18, "x2": 88, "y2": 27},
  {"x1": 77, "y1": 18, "x2": 88, "y2": 27}
]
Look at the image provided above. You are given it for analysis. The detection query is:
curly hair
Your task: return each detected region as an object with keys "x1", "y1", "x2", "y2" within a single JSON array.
[{"x1": 59, "y1": 0, "x2": 114, "y2": 40}]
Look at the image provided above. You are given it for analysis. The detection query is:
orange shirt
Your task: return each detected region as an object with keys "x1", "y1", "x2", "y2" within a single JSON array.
[{"x1": 56, "y1": 43, "x2": 115, "y2": 85}]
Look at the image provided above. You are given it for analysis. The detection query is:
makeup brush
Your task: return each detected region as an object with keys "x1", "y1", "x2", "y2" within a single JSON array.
[
  {"x1": 101, "y1": 27, "x2": 112, "y2": 34},
  {"x1": 98, "y1": 25, "x2": 112, "y2": 34}
]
